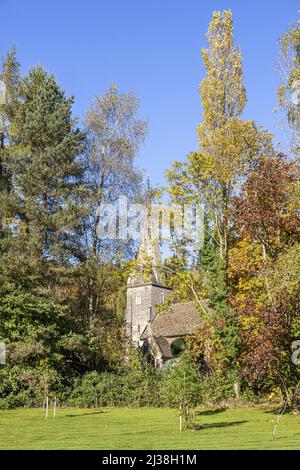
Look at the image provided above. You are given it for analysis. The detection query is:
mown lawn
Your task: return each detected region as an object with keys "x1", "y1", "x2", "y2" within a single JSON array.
[{"x1": 0, "y1": 407, "x2": 299, "y2": 450}]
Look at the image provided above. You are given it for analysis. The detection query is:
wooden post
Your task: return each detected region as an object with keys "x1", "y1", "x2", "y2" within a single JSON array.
[
  {"x1": 186, "y1": 404, "x2": 189, "y2": 429},
  {"x1": 179, "y1": 403, "x2": 183, "y2": 432},
  {"x1": 192, "y1": 408, "x2": 196, "y2": 431},
  {"x1": 233, "y1": 382, "x2": 240, "y2": 400},
  {"x1": 45, "y1": 396, "x2": 49, "y2": 419},
  {"x1": 53, "y1": 397, "x2": 57, "y2": 418}
]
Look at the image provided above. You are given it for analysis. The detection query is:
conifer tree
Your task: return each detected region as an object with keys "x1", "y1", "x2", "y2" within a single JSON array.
[
  {"x1": 0, "y1": 48, "x2": 21, "y2": 226},
  {"x1": 3, "y1": 65, "x2": 86, "y2": 294}
]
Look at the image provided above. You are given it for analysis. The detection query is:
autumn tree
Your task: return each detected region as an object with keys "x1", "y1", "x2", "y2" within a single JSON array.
[
  {"x1": 77, "y1": 86, "x2": 147, "y2": 330},
  {"x1": 230, "y1": 154, "x2": 300, "y2": 400},
  {"x1": 167, "y1": 10, "x2": 273, "y2": 262},
  {"x1": 162, "y1": 255, "x2": 207, "y2": 306},
  {"x1": 233, "y1": 153, "x2": 299, "y2": 297},
  {"x1": 167, "y1": 10, "x2": 273, "y2": 365},
  {"x1": 278, "y1": 15, "x2": 300, "y2": 156}
]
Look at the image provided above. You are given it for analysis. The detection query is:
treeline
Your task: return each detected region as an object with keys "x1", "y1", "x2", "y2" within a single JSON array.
[
  {"x1": 0, "y1": 50, "x2": 147, "y2": 406},
  {"x1": 165, "y1": 11, "x2": 300, "y2": 408},
  {"x1": 0, "y1": 10, "x2": 299, "y2": 410}
]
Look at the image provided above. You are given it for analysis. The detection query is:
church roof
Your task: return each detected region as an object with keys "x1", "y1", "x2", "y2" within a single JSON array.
[{"x1": 140, "y1": 301, "x2": 205, "y2": 340}]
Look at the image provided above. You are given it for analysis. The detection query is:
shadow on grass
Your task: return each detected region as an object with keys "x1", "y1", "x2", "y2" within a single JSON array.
[
  {"x1": 196, "y1": 408, "x2": 227, "y2": 417},
  {"x1": 263, "y1": 408, "x2": 286, "y2": 416},
  {"x1": 63, "y1": 411, "x2": 107, "y2": 418},
  {"x1": 195, "y1": 420, "x2": 248, "y2": 430}
]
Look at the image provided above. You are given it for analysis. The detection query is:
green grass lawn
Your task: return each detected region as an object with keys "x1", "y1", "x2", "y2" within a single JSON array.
[{"x1": 0, "y1": 407, "x2": 299, "y2": 450}]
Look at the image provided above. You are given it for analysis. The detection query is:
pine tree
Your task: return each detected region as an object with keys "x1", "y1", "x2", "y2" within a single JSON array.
[
  {"x1": 3, "y1": 65, "x2": 86, "y2": 294},
  {"x1": 0, "y1": 48, "x2": 21, "y2": 226}
]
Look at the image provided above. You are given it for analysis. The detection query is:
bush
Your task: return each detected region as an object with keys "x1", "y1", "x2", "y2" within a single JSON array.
[
  {"x1": 198, "y1": 369, "x2": 237, "y2": 405},
  {"x1": 160, "y1": 354, "x2": 202, "y2": 408},
  {"x1": 68, "y1": 372, "x2": 125, "y2": 407},
  {"x1": 0, "y1": 348, "x2": 269, "y2": 409},
  {"x1": 67, "y1": 350, "x2": 163, "y2": 408}
]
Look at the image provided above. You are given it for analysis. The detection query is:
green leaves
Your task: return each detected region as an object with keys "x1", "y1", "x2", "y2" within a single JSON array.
[{"x1": 201, "y1": 9, "x2": 246, "y2": 129}]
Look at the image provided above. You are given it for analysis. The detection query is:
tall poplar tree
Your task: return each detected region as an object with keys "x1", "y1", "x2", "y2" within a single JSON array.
[
  {"x1": 278, "y1": 15, "x2": 300, "y2": 157},
  {"x1": 167, "y1": 10, "x2": 273, "y2": 365}
]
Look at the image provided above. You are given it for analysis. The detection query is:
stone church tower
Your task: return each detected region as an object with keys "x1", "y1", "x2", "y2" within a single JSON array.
[{"x1": 125, "y1": 200, "x2": 172, "y2": 346}]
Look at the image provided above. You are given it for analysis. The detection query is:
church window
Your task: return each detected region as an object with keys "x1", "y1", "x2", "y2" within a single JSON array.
[
  {"x1": 160, "y1": 293, "x2": 165, "y2": 304},
  {"x1": 171, "y1": 338, "x2": 185, "y2": 357},
  {"x1": 136, "y1": 295, "x2": 142, "y2": 305}
]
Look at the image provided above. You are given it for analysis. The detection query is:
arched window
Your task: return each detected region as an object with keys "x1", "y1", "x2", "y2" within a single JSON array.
[{"x1": 170, "y1": 338, "x2": 185, "y2": 357}]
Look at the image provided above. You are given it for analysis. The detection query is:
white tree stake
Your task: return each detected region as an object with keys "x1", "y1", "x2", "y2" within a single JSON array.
[
  {"x1": 179, "y1": 403, "x2": 183, "y2": 432},
  {"x1": 45, "y1": 396, "x2": 49, "y2": 419},
  {"x1": 53, "y1": 397, "x2": 57, "y2": 418}
]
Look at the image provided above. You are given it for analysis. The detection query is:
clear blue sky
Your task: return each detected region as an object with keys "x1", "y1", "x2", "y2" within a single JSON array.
[{"x1": 0, "y1": 0, "x2": 299, "y2": 184}]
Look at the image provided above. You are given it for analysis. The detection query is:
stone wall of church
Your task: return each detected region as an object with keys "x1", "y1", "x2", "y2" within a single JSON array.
[{"x1": 125, "y1": 284, "x2": 171, "y2": 345}]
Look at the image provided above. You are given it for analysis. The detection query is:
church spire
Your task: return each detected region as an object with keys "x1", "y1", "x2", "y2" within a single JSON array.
[{"x1": 127, "y1": 181, "x2": 163, "y2": 287}]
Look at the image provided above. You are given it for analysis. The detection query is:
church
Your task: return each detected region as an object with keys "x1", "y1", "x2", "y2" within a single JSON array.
[{"x1": 125, "y1": 203, "x2": 204, "y2": 369}]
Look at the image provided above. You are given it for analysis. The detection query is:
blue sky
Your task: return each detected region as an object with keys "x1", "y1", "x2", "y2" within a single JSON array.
[{"x1": 0, "y1": 0, "x2": 299, "y2": 184}]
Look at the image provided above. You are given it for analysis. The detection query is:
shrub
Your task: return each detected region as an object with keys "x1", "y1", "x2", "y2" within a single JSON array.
[{"x1": 160, "y1": 354, "x2": 202, "y2": 408}]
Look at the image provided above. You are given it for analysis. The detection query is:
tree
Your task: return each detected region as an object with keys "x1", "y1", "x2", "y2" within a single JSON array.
[
  {"x1": 0, "y1": 58, "x2": 88, "y2": 403},
  {"x1": 0, "y1": 48, "x2": 21, "y2": 234},
  {"x1": 83, "y1": 84, "x2": 147, "y2": 261},
  {"x1": 167, "y1": 10, "x2": 273, "y2": 263},
  {"x1": 166, "y1": 10, "x2": 273, "y2": 366},
  {"x1": 233, "y1": 153, "x2": 299, "y2": 274},
  {"x1": 0, "y1": 292, "x2": 69, "y2": 406},
  {"x1": 161, "y1": 353, "x2": 202, "y2": 429},
  {"x1": 1, "y1": 65, "x2": 86, "y2": 287},
  {"x1": 277, "y1": 15, "x2": 300, "y2": 156},
  {"x1": 0, "y1": 46, "x2": 21, "y2": 150},
  {"x1": 77, "y1": 85, "x2": 147, "y2": 328},
  {"x1": 231, "y1": 154, "x2": 300, "y2": 401}
]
